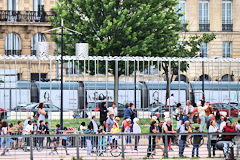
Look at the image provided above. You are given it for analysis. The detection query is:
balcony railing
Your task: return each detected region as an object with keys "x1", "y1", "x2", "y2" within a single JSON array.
[
  {"x1": 0, "y1": 10, "x2": 55, "y2": 23},
  {"x1": 5, "y1": 50, "x2": 22, "y2": 56},
  {"x1": 222, "y1": 20, "x2": 233, "y2": 31},
  {"x1": 31, "y1": 50, "x2": 37, "y2": 56},
  {"x1": 199, "y1": 20, "x2": 210, "y2": 31}
]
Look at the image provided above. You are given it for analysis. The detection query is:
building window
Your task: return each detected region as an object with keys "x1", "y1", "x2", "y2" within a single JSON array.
[
  {"x1": 222, "y1": 42, "x2": 231, "y2": 58},
  {"x1": 31, "y1": 33, "x2": 46, "y2": 56},
  {"x1": 222, "y1": 0, "x2": 232, "y2": 31},
  {"x1": 200, "y1": 42, "x2": 208, "y2": 57},
  {"x1": 7, "y1": 0, "x2": 18, "y2": 22},
  {"x1": 33, "y1": 0, "x2": 44, "y2": 21},
  {"x1": 199, "y1": 1, "x2": 210, "y2": 31},
  {"x1": 176, "y1": 0, "x2": 186, "y2": 24},
  {"x1": 5, "y1": 33, "x2": 21, "y2": 56}
]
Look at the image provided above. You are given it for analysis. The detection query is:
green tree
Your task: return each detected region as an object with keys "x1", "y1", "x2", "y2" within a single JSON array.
[{"x1": 51, "y1": 0, "x2": 215, "y2": 105}]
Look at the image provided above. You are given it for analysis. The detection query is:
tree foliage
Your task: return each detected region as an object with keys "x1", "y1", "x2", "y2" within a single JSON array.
[{"x1": 51, "y1": 0, "x2": 216, "y2": 102}]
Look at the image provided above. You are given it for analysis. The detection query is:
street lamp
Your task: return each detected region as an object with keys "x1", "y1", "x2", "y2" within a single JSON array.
[{"x1": 42, "y1": 19, "x2": 82, "y2": 129}]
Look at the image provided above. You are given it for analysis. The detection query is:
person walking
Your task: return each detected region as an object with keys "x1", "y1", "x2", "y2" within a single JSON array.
[
  {"x1": 89, "y1": 116, "x2": 98, "y2": 149},
  {"x1": 197, "y1": 101, "x2": 208, "y2": 132},
  {"x1": 208, "y1": 120, "x2": 219, "y2": 157},
  {"x1": 179, "y1": 121, "x2": 190, "y2": 157}
]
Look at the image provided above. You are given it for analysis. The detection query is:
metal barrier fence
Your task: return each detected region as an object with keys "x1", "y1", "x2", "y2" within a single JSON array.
[
  {"x1": 0, "y1": 132, "x2": 239, "y2": 160},
  {"x1": 0, "y1": 56, "x2": 240, "y2": 124}
]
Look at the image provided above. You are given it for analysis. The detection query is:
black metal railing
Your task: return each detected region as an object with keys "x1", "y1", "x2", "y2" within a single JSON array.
[
  {"x1": 5, "y1": 50, "x2": 21, "y2": 56},
  {"x1": 0, "y1": 10, "x2": 55, "y2": 23},
  {"x1": 222, "y1": 20, "x2": 233, "y2": 31},
  {"x1": 199, "y1": 20, "x2": 210, "y2": 31},
  {"x1": 31, "y1": 50, "x2": 37, "y2": 56}
]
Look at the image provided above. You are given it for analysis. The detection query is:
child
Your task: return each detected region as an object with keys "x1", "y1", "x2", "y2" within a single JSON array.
[
  {"x1": 124, "y1": 119, "x2": 133, "y2": 150},
  {"x1": 111, "y1": 124, "x2": 119, "y2": 150},
  {"x1": 192, "y1": 127, "x2": 203, "y2": 158},
  {"x1": 97, "y1": 125, "x2": 106, "y2": 151},
  {"x1": 80, "y1": 122, "x2": 86, "y2": 148},
  {"x1": 32, "y1": 120, "x2": 38, "y2": 148},
  {"x1": 62, "y1": 127, "x2": 70, "y2": 155},
  {"x1": 1, "y1": 121, "x2": 10, "y2": 150},
  {"x1": 52, "y1": 124, "x2": 60, "y2": 152},
  {"x1": 84, "y1": 125, "x2": 93, "y2": 156},
  {"x1": 25, "y1": 121, "x2": 33, "y2": 146},
  {"x1": 38, "y1": 120, "x2": 45, "y2": 147},
  {"x1": 45, "y1": 122, "x2": 51, "y2": 148}
]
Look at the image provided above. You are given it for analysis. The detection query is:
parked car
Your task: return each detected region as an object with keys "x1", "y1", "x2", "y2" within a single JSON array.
[
  {"x1": 87, "y1": 102, "x2": 125, "y2": 118},
  {"x1": 210, "y1": 103, "x2": 238, "y2": 117},
  {"x1": 30, "y1": 103, "x2": 60, "y2": 112},
  {"x1": 12, "y1": 104, "x2": 29, "y2": 112}
]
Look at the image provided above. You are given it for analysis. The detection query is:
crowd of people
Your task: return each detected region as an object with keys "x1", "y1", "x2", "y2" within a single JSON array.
[{"x1": 0, "y1": 100, "x2": 239, "y2": 159}]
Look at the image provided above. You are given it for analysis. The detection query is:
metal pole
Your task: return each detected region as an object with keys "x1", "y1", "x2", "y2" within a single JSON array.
[
  {"x1": 114, "y1": 60, "x2": 118, "y2": 105},
  {"x1": 121, "y1": 134, "x2": 125, "y2": 158},
  {"x1": 76, "y1": 135, "x2": 80, "y2": 159},
  {"x1": 202, "y1": 53, "x2": 205, "y2": 101},
  {"x1": 30, "y1": 135, "x2": 33, "y2": 160},
  {"x1": 134, "y1": 60, "x2": 137, "y2": 106},
  {"x1": 60, "y1": 19, "x2": 64, "y2": 129}
]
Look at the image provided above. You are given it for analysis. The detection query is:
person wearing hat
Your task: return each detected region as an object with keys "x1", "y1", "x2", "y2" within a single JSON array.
[
  {"x1": 192, "y1": 127, "x2": 203, "y2": 158},
  {"x1": 106, "y1": 112, "x2": 115, "y2": 146},
  {"x1": 114, "y1": 117, "x2": 120, "y2": 128}
]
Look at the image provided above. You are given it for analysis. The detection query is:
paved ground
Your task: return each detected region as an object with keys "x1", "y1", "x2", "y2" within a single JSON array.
[{"x1": 0, "y1": 144, "x2": 238, "y2": 160}]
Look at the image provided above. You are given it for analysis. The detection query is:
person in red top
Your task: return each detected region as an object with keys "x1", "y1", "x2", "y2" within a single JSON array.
[{"x1": 222, "y1": 121, "x2": 235, "y2": 141}]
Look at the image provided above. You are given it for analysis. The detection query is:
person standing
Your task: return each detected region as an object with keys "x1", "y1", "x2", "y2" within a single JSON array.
[
  {"x1": 235, "y1": 119, "x2": 240, "y2": 156},
  {"x1": 133, "y1": 118, "x2": 141, "y2": 151},
  {"x1": 1, "y1": 121, "x2": 10, "y2": 150},
  {"x1": 163, "y1": 119, "x2": 176, "y2": 152},
  {"x1": 37, "y1": 103, "x2": 46, "y2": 126},
  {"x1": 89, "y1": 116, "x2": 98, "y2": 149},
  {"x1": 106, "y1": 112, "x2": 115, "y2": 146},
  {"x1": 100, "y1": 102, "x2": 108, "y2": 130},
  {"x1": 167, "y1": 94, "x2": 176, "y2": 123},
  {"x1": 108, "y1": 103, "x2": 118, "y2": 117},
  {"x1": 192, "y1": 127, "x2": 203, "y2": 158},
  {"x1": 205, "y1": 102, "x2": 213, "y2": 121},
  {"x1": 208, "y1": 120, "x2": 219, "y2": 157},
  {"x1": 124, "y1": 103, "x2": 133, "y2": 119},
  {"x1": 147, "y1": 121, "x2": 159, "y2": 158},
  {"x1": 23, "y1": 115, "x2": 31, "y2": 131},
  {"x1": 215, "y1": 111, "x2": 221, "y2": 129},
  {"x1": 124, "y1": 119, "x2": 133, "y2": 151},
  {"x1": 179, "y1": 121, "x2": 190, "y2": 157},
  {"x1": 183, "y1": 100, "x2": 194, "y2": 123},
  {"x1": 174, "y1": 103, "x2": 183, "y2": 130},
  {"x1": 197, "y1": 101, "x2": 208, "y2": 132}
]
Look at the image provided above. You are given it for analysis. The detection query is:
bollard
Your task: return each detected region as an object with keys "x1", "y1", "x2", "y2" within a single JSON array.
[
  {"x1": 76, "y1": 135, "x2": 80, "y2": 159},
  {"x1": 30, "y1": 135, "x2": 33, "y2": 160},
  {"x1": 165, "y1": 134, "x2": 168, "y2": 158},
  {"x1": 121, "y1": 134, "x2": 125, "y2": 159}
]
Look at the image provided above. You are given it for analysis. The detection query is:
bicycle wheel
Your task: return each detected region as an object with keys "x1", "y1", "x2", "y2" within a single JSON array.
[{"x1": 110, "y1": 146, "x2": 122, "y2": 157}]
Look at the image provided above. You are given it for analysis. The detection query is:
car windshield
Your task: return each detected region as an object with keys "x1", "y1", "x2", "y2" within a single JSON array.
[
  {"x1": 25, "y1": 104, "x2": 38, "y2": 109},
  {"x1": 222, "y1": 104, "x2": 231, "y2": 109}
]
